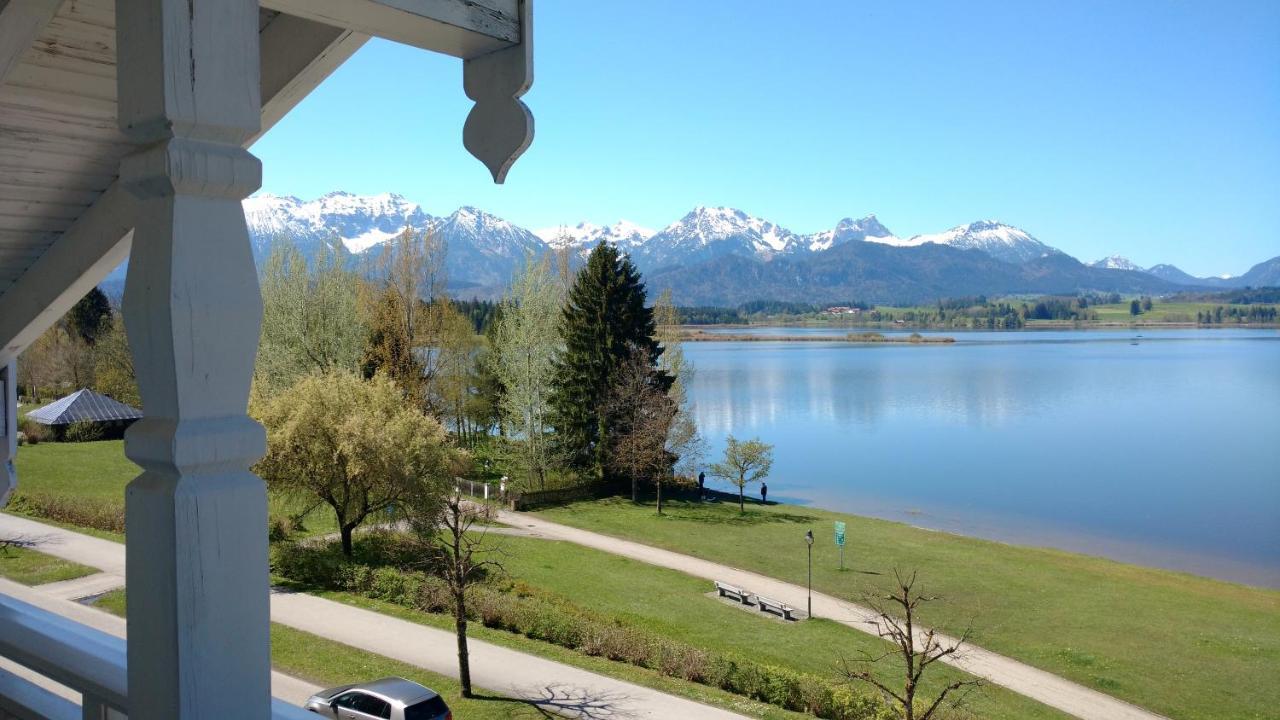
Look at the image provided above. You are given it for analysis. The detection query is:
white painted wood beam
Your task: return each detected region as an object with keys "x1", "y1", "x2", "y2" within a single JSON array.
[
  {"x1": 0, "y1": 17, "x2": 364, "y2": 365},
  {"x1": 0, "y1": 185, "x2": 133, "y2": 366},
  {"x1": 116, "y1": 0, "x2": 270, "y2": 716},
  {"x1": 259, "y1": 0, "x2": 518, "y2": 58},
  {"x1": 257, "y1": 13, "x2": 368, "y2": 143},
  {"x1": 0, "y1": 0, "x2": 65, "y2": 85}
]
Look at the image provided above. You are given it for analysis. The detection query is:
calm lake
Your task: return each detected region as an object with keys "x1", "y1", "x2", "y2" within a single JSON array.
[{"x1": 683, "y1": 328, "x2": 1280, "y2": 587}]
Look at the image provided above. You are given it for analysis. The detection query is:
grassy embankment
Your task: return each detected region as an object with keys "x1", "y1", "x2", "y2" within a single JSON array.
[
  {"x1": 535, "y1": 496, "x2": 1280, "y2": 720},
  {"x1": 394, "y1": 532, "x2": 1069, "y2": 720},
  {"x1": 12, "y1": 440, "x2": 1061, "y2": 719},
  {"x1": 16, "y1": 441, "x2": 1279, "y2": 718}
]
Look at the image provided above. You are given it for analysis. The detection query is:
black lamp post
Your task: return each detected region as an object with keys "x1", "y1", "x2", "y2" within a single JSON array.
[{"x1": 804, "y1": 529, "x2": 814, "y2": 619}]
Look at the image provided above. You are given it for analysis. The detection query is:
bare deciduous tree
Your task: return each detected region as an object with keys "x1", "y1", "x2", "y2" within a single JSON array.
[
  {"x1": 842, "y1": 570, "x2": 980, "y2": 720},
  {"x1": 606, "y1": 348, "x2": 683, "y2": 511},
  {"x1": 363, "y1": 226, "x2": 451, "y2": 413},
  {"x1": 406, "y1": 491, "x2": 503, "y2": 699}
]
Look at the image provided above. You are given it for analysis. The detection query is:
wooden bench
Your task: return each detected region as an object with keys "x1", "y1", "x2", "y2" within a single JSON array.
[
  {"x1": 755, "y1": 594, "x2": 797, "y2": 620},
  {"x1": 714, "y1": 580, "x2": 753, "y2": 604}
]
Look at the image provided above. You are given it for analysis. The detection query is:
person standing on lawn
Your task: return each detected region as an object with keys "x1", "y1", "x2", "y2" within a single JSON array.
[{"x1": 760, "y1": 482, "x2": 768, "y2": 504}]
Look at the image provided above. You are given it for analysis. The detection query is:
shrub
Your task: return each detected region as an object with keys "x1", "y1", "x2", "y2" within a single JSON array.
[
  {"x1": 270, "y1": 541, "x2": 352, "y2": 588},
  {"x1": 17, "y1": 419, "x2": 47, "y2": 444},
  {"x1": 8, "y1": 493, "x2": 125, "y2": 534},
  {"x1": 268, "y1": 515, "x2": 297, "y2": 543},
  {"x1": 63, "y1": 422, "x2": 106, "y2": 443}
]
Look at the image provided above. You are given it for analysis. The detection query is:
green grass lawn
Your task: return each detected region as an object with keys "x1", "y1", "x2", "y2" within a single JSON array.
[
  {"x1": 1085, "y1": 301, "x2": 1279, "y2": 324},
  {"x1": 10, "y1": 439, "x2": 340, "y2": 538},
  {"x1": 535, "y1": 496, "x2": 1280, "y2": 720},
  {"x1": 0, "y1": 546, "x2": 96, "y2": 585},
  {"x1": 452, "y1": 531, "x2": 1067, "y2": 720},
  {"x1": 12, "y1": 440, "x2": 135, "y2": 503}
]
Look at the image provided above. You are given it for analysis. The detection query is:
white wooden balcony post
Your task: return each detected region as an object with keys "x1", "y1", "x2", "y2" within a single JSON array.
[
  {"x1": 114, "y1": 1, "x2": 269, "y2": 718},
  {"x1": 1, "y1": 361, "x2": 15, "y2": 507}
]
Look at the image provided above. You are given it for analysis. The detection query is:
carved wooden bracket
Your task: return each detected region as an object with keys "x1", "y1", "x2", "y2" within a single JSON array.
[{"x1": 463, "y1": 0, "x2": 533, "y2": 184}]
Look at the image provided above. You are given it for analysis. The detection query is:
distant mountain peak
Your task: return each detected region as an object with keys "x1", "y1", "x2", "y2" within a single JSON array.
[
  {"x1": 1091, "y1": 254, "x2": 1144, "y2": 272},
  {"x1": 900, "y1": 220, "x2": 1056, "y2": 264},
  {"x1": 657, "y1": 206, "x2": 802, "y2": 256},
  {"x1": 808, "y1": 214, "x2": 899, "y2": 251},
  {"x1": 534, "y1": 220, "x2": 656, "y2": 251}
]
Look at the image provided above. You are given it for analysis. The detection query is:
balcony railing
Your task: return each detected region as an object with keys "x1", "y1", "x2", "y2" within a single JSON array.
[{"x1": 0, "y1": 593, "x2": 312, "y2": 719}]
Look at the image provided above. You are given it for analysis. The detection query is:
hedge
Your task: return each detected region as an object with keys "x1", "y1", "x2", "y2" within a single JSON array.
[{"x1": 272, "y1": 538, "x2": 892, "y2": 720}]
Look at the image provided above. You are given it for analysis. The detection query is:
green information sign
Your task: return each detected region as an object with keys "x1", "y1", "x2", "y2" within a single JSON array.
[{"x1": 834, "y1": 521, "x2": 847, "y2": 570}]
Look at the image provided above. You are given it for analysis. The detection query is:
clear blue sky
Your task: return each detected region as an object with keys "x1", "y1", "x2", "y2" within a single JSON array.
[{"x1": 252, "y1": 0, "x2": 1280, "y2": 277}]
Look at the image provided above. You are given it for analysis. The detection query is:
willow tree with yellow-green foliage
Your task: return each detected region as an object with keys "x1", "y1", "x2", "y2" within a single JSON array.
[
  {"x1": 254, "y1": 371, "x2": 464, "y2": 555},
  {"x1": 256, "y1": 240, "x2": 365, "y2": 397}
]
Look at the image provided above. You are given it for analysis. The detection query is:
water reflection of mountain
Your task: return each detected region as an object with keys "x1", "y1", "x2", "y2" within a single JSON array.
[
  {"x1": 681, "y1": 335, "x2": 1280, "y2": 586},
  {"x1": 689, "y1": 342, "x2": 1108, "y2": 434}
]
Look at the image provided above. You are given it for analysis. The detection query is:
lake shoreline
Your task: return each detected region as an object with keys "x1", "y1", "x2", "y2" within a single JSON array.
[
  {"x1": 680, "y1": 321, "x2": 1280, "y2": 331},
  {"x1": 679, "y1": 329, "x2": 956, "y2": 343}
]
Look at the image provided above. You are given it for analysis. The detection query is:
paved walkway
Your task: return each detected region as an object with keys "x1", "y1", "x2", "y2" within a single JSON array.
[
  {"x1": 496, "y1": 510, "x2": 1169, "y2": 720},
  {"x1": 0, "y1": 513, "x2": 747, "y2": 720}
]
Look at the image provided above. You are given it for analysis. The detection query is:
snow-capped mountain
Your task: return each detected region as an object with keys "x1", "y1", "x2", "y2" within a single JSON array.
[
  {"x1": 635, "y1": 206, "x2": 807, "y2": 269},
  {"x1": 535, "y1": 220, "x2": 656, "y2": 257},
  {"x1": 173, "y1": 190, "x2": 1270, "y2": 306},
  {"x1": 243, "y1": 191, "x2": 431, "y2": 255},
  {"x1": 887, "y1": 220, "x2": 1061, "y2": 265},
  {"x1": 1090, "y1": 255, "x2": 1145, "y2": 272},
  {"x1": 805, "y1": 215, "x2": 897, "y2": 252},
  {"x1": 435, "y1": 206, "x2": 544, "y2": 258},
  {"x1": 429, "y1": 207, "x2": 546, "y2": 288}
]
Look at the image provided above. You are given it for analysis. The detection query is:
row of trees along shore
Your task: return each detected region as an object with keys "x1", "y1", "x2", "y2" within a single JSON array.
[{"x1": 246, "y1": 229, "x2": 712, "y2": 551}]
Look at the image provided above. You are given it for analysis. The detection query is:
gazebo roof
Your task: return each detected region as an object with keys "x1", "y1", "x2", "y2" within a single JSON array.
[{"x1": 25, "y1": 388, "x2": 141, "y2": 425}]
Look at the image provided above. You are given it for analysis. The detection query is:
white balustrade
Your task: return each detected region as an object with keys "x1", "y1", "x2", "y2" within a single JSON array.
[{"x1": 0, "y1": 594, "x2": 311, "y2": 720}]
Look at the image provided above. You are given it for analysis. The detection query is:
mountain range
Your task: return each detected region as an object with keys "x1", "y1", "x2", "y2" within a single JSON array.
[{"x1": 105, "y1": 191, "x2": 1278, "y2": 306}]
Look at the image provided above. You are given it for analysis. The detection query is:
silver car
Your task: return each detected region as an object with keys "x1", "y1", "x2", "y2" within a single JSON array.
[{"x1": 304, "y1": 677, "x2": 451, "y2": 720}]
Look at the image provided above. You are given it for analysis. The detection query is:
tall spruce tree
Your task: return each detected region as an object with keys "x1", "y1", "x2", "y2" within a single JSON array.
[
  {"x1": 549, "y1": 243, "x2": 670, "y2": 480},
  {"x1": 67, "y1": 286, "x2": 112, "y2": 345}
]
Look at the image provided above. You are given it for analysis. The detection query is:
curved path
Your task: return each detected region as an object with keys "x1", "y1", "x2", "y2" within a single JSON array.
[
  {"x1": 497, "y1": 510, "x2": 1168, "y2": 720},
  {"x1": 0, "y1": 513, "x2": 748, "y2": 720}
]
